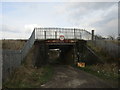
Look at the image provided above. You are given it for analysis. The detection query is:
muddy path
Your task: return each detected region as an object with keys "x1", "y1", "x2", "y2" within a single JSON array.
[{"x1": 41, "y1": 65, "x2": 111, "y2": 88}]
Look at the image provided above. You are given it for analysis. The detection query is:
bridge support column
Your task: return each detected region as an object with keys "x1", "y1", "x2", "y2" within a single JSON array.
[
  {"x1": 34, "y1": 41, "x2": 48, "y2": 67},
  {"x1": 76, "y1": 40, "x2": 86, "y2": 63}
]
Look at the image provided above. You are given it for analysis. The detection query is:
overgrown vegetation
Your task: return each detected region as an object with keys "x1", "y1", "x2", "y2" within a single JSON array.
[
  {"x1": 3, "y1": 65, "x2": 53, "y2": 88},
  {"x1": 74, "y1": 64, "x2": 118, "y2": 87},
  {"x1": 76, "y1": 41, "x2": 119, "y2": 87},
  {"x1": 74, "y1": 64, "x2": 119, "y2": 80},
  {"x1": 3, "y1": 44, "x2": 54, "y2": 88}
]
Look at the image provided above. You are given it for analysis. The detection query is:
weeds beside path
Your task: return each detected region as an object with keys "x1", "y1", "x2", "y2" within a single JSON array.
[{"x1": 3, "y1": 64, "x2": 54, "y2": 88}]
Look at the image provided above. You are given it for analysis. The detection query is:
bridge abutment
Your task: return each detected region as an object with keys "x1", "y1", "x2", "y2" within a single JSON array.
[{"x1": 34, "y1": 41, "x2": 49, "y2": 67}]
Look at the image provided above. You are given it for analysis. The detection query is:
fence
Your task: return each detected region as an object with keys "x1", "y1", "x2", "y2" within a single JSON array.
[
  {"x1": 2, "y1": 30, "x2": 36, "y2": 82},
  {"x1": 88, "y1": 40, "x2": 119, "y2": 59},
  {"x1": 2, "y1": 50, "x2": 21, "y2": 81}
]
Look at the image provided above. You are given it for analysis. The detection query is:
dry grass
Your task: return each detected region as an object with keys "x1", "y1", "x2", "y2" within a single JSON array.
[
  {"x1": 4, "y1": 64, "x2": 49, "y2": 88},
  {"x1": 4, "y1": 64, "x2": 53, "y2": 88},
  {"x1": 90, "y1": 63, "x2": 118, "y2": 77},
  {"x1": 85, "y1": 41, "x2": 119, "y2": 87},
  {"x1": 3, "y1": 45, "x2": 54, "y2": 88},
  {"x1": 1, "y1": 39, "x2": 26, "y2": 50},
  {"x1": 76, "y1": 63, "x2": 119, "y2": 88}
]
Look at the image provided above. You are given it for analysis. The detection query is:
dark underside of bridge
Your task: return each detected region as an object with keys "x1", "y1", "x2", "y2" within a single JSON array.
[{"x1": 33, "y1": 39, "x2": 99, "y2": 67}]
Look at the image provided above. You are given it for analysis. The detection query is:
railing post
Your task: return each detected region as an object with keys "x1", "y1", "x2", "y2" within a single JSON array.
[
  {"x1": 74, "y1": 28, "x2": 76, "y2": 39},
  {"x1": 80, "y1": 32, "x2": 81, "y2": 39},
  {"x1": 55, "y1": 31, "x2": 57, "y2": 39},
  {"x1": 91, "y1": 30, "x2": 94, "y2": 40},
  {"x1": 34, "y1": 28, "x2": 35, "y2": 40},
  {"x1": 44, "y1": 31, "x2": 46, "y2": 40}
]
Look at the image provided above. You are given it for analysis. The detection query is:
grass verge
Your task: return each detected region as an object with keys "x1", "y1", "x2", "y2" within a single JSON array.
[
  {"x1": 72, "y1": 64, "x2": 119, "y2": 87},
  {"x1": 3, "y1": 65, "x2": 54, "y2": 88}
]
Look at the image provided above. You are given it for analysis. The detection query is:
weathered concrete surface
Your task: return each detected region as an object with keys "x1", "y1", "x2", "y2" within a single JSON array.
[
  {"x1": 41, "y1": 65, "x2": 112, "y2": 88},
  {"x1": 34, "y1": 41, "x2": 49, "y2": 67}
]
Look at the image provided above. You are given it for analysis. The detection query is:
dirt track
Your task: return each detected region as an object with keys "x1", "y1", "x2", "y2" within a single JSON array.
[{"x1": 41, "y1": 65, "x2": 111, "y2": 88}]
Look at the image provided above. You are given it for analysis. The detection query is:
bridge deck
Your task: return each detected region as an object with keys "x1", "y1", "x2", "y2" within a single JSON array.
[{"x1": 35, "y1": 39, "x2": 86, "y2": 45}]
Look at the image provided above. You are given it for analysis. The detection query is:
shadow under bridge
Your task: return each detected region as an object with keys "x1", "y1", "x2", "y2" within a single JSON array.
[{"x1": 34, "y1": 39, "x2": 91, "y2": 67}]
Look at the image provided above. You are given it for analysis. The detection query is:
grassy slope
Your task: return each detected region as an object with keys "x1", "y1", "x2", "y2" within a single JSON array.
[{"x1": 77, "y1": 42, "x2": 119, "y2": 87}]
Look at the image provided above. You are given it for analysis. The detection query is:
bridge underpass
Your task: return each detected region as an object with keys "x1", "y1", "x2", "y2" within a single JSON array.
[
  {"x1": 33, "y1": 39, "x2": 90, "y2": 67},
  {"x1": 48, "y1": 45, "x2": 74, "y2": 65}
]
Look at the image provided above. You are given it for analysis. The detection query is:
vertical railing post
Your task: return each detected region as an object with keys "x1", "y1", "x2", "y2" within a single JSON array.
[
  {"x1": 74, "y1": 28, "x2": 76, "y2": 39},
  {"x1": 44, "y1": 31, "x2": 46, "y2": 40},
  {"x1": 91, "y1": 30, "x2": 94, "y2": 40},
  {"x1": 80, "y1": 32, "x2": 81, "y2": 39},
  {"x1": 55, "y1": 31, "x2": 57, "y2": 39}
]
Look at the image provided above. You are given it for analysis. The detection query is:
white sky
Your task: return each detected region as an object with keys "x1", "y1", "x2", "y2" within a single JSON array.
[{"x1": 0, "y1": 0, "x2": 119, "y2": 39}]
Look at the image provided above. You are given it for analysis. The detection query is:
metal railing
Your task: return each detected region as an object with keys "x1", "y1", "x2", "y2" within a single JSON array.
[{"x1": 35, "y1": 28, "x2": 92, "y2": 40}]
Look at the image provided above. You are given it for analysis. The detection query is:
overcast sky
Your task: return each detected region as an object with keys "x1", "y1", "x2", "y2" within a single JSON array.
[{"x1": 0, "y1": 1, "x2": 118, "y2": 39}]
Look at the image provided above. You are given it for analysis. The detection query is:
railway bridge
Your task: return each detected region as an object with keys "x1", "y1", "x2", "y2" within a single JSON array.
[
  {"x1": 3, "y1": 27, "x2": 100, "y2": 82},
  {"x1": 25, "y1": 28, "x2": 96, "y2": 67}
]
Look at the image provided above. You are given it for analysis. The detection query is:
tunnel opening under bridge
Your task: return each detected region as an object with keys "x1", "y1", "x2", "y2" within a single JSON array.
[
  {"x1": 33, "y1": 40, "x2": 98, "y2": 67},
  {"x1": 48, "y1": 45, "x2": 75, "y2": 65}
]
